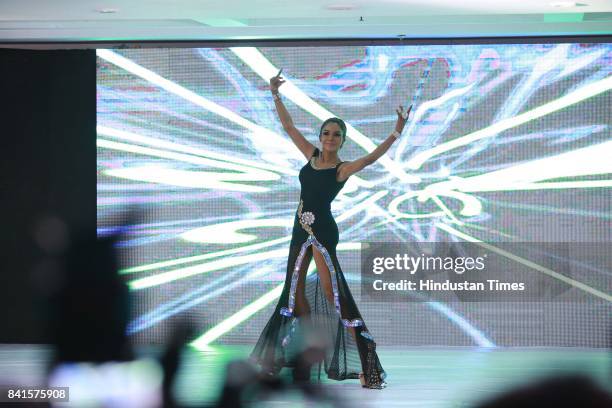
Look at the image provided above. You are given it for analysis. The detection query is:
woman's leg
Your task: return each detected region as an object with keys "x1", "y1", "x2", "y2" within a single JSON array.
[
  {"x1": 311, "y1": 246, "x2": 360, "y2": 347},
  {"x1": 294, "y1": 247, "x2": 313, "y2": 320},
  {"x1": 311, "y1": 245, "x2": 384, "y2": 388}
]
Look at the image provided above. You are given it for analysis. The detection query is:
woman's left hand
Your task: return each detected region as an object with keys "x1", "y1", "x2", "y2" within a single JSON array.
[{"x1": 395, "y1": 105, "x2": 412, "y2": 133}]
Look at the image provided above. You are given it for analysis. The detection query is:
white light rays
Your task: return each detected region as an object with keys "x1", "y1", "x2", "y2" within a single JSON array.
[
  {"x1": 98, "y1": 125, "x2": 297, "y2": 176},
  {"x1": 406, "y1": 75, "x2": 612, "y2": 170},
  {"x1": 96, "y1": 49, "x2": 300, "y2": 160},
  {"x1": 425, "y1": 139, "x2": 612, "y2": 194},
  {"x1": 228, "y1": 47, "x2": 421, "y2": 184},
  {"x1": 180, "y1": 218, "x2": 291, "y2": 244},
  {"x1": 97, "y1": 139, "x2": 279, "y2": 192},
  {"x1": 394, "y1": 83, "x2": 475, "y2": 160},
  {"x1": 436, "y1": 222, "x2": 612, "y2": 303}
]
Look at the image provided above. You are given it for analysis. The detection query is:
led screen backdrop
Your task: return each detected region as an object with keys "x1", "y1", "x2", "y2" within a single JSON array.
[{"x1": 97, "y1": 42, "x2": 611, "y2": 348}]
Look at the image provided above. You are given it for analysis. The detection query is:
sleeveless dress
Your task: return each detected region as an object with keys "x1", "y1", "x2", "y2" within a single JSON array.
[{"x1": 249, "y1": 147, "x2": 387, "y2": 389}]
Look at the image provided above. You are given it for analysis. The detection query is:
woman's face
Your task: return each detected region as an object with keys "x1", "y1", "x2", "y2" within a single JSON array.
[{"x1": 320, "y1": 122, "x2": 343, "y2": 152}]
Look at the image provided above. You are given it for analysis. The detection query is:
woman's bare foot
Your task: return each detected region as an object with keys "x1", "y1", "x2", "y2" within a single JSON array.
[{"x1": 359, "y1": 372, "x2": 366, "y2": 386}]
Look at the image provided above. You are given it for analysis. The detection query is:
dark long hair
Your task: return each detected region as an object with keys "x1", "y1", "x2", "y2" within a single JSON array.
[{"x1": 318, "y1": 117, "x2": 347, "y2": 148}]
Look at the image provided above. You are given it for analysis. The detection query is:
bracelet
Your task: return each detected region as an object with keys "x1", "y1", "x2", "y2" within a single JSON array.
[
  {"x1": 272, "y1": 92, "x2": 281, "y2": 101},
  {"x1": 391, "y1": 130, "x2": 401, "y2": 139}
]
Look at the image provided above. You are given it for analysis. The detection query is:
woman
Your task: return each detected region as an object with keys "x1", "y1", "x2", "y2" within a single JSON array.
[{"x1": 249, "y1": 69, "x2": 411, "y2": 389}]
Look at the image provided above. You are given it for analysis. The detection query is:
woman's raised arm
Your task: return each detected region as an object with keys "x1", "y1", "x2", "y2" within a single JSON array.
[
  {"x1": 337, "y1": 105, "x2": 412, "y2": 183},
  {"x1": 270, "y1": 69, "x2": 315, "y2": 160}
]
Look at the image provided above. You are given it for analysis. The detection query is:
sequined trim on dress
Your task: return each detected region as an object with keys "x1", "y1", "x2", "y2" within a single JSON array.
[
  {"x1": 279, "y1": 236, "x2": 311, "y2": 318},
  {"x1": 281, "y1": 316, "x2": 299, "y2": 348},
  {"x1": 279, "y1": 199, "x2": 363, "y2": 328}
]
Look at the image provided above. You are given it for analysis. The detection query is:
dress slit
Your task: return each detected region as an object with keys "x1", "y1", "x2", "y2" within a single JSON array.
[{"x1": 250, "y1": 229, "x2": 386, "y2": 387}]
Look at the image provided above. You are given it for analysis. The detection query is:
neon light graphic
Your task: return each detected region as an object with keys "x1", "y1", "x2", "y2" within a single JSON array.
[{"x1": 97, "y1": 43, "x2": 612, "y2": 348}]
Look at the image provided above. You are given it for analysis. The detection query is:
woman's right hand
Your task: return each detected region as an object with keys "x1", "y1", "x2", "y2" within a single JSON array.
[{"x1": 269, "y1": 69, "x2": 285, "y2": 94}]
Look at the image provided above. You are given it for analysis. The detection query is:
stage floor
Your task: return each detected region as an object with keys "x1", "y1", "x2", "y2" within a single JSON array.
[{"x1": 0, "y1": 345, "x2": 610, "y2": 407}]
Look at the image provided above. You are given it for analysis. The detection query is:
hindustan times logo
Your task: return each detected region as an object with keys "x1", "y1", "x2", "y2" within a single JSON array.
[{"x1": 372, "y1": 253, "x2": 487, "y2": 275}]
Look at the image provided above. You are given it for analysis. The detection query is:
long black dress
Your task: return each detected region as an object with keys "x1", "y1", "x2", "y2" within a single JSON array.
[{"x1": 249, "y1": 147, "x2": 387, "y2": 389}]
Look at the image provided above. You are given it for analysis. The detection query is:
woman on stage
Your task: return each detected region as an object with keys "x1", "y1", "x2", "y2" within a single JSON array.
[{"x1": 249, "y1": 69, "x2": 411, "y2": 389}]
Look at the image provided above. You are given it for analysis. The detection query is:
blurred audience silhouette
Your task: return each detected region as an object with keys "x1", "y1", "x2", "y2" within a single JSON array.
[{"x1": 475, "y1": 374, "x2": 612, "y2": 408}]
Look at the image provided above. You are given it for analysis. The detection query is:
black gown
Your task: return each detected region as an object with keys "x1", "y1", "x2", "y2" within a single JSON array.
[{"x1": 249, "y1": 147, "x2": 387, "y2": 389}]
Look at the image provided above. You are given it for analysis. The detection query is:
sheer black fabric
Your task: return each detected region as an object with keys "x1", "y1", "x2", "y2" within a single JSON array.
[{"x1": 249, "y1": 147, "x2": 386, "y2": 388}]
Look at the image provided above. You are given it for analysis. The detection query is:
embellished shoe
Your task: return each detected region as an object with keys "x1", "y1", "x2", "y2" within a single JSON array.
[
  {"x1": 359, "y1": 372, "x2": 387, "y2": 389},
  {"x1": 359, "y1": 334, "x2": 387, "y2": 389}
]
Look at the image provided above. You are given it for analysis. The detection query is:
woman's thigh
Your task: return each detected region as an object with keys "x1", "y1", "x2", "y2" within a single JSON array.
[
  {"x1": 294, "y1": 246, "x2": 313, "y2": 314},
  {"x1": 311, "y1": 245, "x2": 334, "y2": 305}
]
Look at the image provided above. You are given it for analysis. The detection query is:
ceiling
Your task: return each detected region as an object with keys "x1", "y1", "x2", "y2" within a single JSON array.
[{"x1": 0, "y1": 0, "x2": 611, "y2": 44}]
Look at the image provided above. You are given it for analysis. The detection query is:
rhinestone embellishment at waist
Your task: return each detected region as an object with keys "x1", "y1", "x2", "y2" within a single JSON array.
[
  {"x1": 297, "y1": 199, "x2": 314, "y2": 236},
  {"x1": 300, "y1": 211, "x2": 315, "y2": 226}
]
